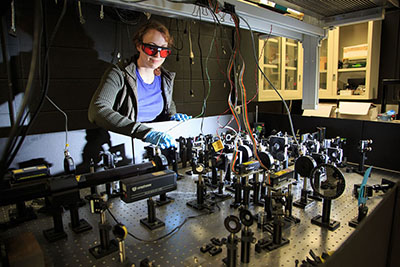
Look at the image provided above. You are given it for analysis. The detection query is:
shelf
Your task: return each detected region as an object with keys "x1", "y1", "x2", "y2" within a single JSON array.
[
  {"x1": 286, "y1": 42, "x2": 297, "y2": 47},
  {"x1": 264, "y1": 88, "x2": 282, "y2": 91},
  {"x1": 320, "y1": 70, "x2": 327, "y2": 73},
  {"x1": 286, "y1": 66, "x2": 297, "y2": 70},
  {"x1": 338, "y1": 94, "x2": 371, "y2": 100},
  {"x1": 338, "y1": 67, "x2": 367, "y2": 72},
  {"x1": 264, "y1": 64, "x2": 279, "y2": 68},
  {"x1": 342, "y1": 57, "x2": 368, "y2": 60},
  {"x1": 267, "y1": 38, "x2": 279, "y2": 43}
]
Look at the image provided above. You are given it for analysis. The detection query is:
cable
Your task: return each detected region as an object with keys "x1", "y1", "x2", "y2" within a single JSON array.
[
  {"x1": 220, "y1": 11, "x2": 270, "y2": 178},
  {"x1": 225, "y1": 12, "x2": 242, "y2": 174},
  {"x1": 120, "y1": 0, "x2": 150, "y2": 3},
  {"x1": 200, "y1": 8, "x2": 219, "y2": 134},
  {"x1": 166, "y1": 0, "x2": 197, "y2": 3},
  {"x1": 188, "y1": 20, "x2": 194, "y2": 97},
  {"x1": 107, "y1": 207, "x2": 211, "y2": 243},
  {"x1": 150, "y1": 5, "x2": 236, "y2": 147},
  {"x1": 0, "y1": 0, "x2": 41, "y2": 177},
  {"x1": 189, "y1": 7, "x2": 269, "y2": 174},
  {"x1": 170, "y1": 18, "x2": 184, "y2": 51},
  {"x1": 156, "y1": 7, "x2": 236, "y2": 143},
  {"x1": 4, "y1": 0, "x2": 68, "y2": 170},
  {"x1": 216, "y1": 30, "x2": 239, "y2": 139},
  {"x1": 153, "y1": 17, "x2": 218, "y2": 147},
  {"x1": 238, "y1": 15, "x2": 300, "y2": 148},
  {"x1": 190, "y1": 4, "x2": 238, "y2": 141},
  {"x1": 197, "y1": 12, "x2": 207, "y2": 133},
  {"x1": 251, "y1": 25, "x2": 272, "y2": 103},
  {"x1": 152, "y1": 6, "x2": 229, "y2": 147},
  {"x1": 213, "y1": 24, "x2": 228, "y2": 78},
  {"x1": 114, "y1": 8, "x2": 141, "y2": 25},
  {"x1": 45, "y1": 96, "x2": 68, "y2": 149},
  {"x1": 214, "y1": 25, "x2": 271, "y2": 139}
]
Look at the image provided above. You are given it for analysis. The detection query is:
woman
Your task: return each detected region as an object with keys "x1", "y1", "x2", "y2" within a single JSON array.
[{"x1": 89, "y1": 20, "x2": 190, "y2": 149}]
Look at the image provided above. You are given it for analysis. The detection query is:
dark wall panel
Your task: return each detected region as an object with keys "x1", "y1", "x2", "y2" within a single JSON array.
[
  {"x1": 0, "y1": 0, "x2": 233, "y2": 137},
  {"x1": 377, "y1": 10, "x2": 400, "y2": 104},
  {"x1": 362, "y1": 121, "x2": 400, "y2": 171}
]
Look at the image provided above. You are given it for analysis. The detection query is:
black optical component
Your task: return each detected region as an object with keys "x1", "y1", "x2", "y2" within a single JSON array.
[
  {"x1": 239, "y1": 209, "x2": 254, "y2": 227},
  {"x1": 224, "y1": 215, "x2": 241, "y2": 233}
]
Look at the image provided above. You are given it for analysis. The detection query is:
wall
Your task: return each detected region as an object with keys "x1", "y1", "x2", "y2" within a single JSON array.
[
  {"x1": 377, "y1": 9, "x2": 400, "y2": 105},
  {"x1": 376, "y1": 9, "x2": 400, "y2": 115},
  {"x1": 0, "y1": 0, "x2": 236, "y2": 173},
  {"x1": 0, "y1": 0, "x2": 233, "y2": 136}
]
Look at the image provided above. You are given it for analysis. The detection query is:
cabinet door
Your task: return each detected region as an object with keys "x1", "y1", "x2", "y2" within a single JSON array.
[
  {"x1": 258, "y1": 37, "x2": 303, "y2": 101},
  {"x1": 335, "y1": 21, "x2": 380, "y2": 99},
  {"x1": 319, "y1": 29, "x2": 337, "y2": 99},
  {"x1": 319, "y1": 21, "x2": 381, "y2": 100},
  {"x1": 258, "y1": 37, "x2": 282, "y2": 101},
  {"x1": 337, "y1": 22, "x2": 368, "y2": 98},
  {"x1": 283, "y1": 38, "x2": 302, "y2": 99}
]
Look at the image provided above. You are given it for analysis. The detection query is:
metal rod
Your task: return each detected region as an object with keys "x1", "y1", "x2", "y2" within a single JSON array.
[
  {"x1": 255, "y1": 105, "x2": 258, "y2": 123},
  {"x1": 100, "y1": 211, "x2": 106, "y2": 224},
  {"x1": 119, "y1": 240, "x2": 126, "y2": 262},
  {"x1": 226, "y1": 233, "x2": 237, "y2": 267},
  {"x1": 240, "y1": 228, "x2": 251, "y2": 263},
  {"x1": 273, "y1": 216, "x2": 283, "y2": 245},
  {"x1": 69, "y1": 204, "x2": 80, "y2": 228},
  {"x1": 321, "y1": 199, "x2": 332, "y2": 224},
  {"x1": 148, "y1": 197, "x2": 156, "y2": 223}
]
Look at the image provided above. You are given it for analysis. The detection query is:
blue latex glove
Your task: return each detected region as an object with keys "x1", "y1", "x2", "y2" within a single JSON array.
[
  {"x1": 386, "y1": 110, "x2": 396, "y2": 116},
  {"x1": 170, "y1": 113, "x2": 192, "y2": 122},
  {"x1": 144, "y1": 131, "x2": 175, "y2": 149}
]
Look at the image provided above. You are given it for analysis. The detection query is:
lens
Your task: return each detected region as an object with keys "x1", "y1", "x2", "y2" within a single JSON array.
[
  {"x1": 160, "y1": 49, "x2": 171, "y2": 58},
  {"x1": 142, "y1": 44, "x2": 158, "y2": 56}
]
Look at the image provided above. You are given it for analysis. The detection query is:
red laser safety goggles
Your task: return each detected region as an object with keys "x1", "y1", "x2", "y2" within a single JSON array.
[{"x1": 141, "y1": 43, "x2": 172, "y2": 58}]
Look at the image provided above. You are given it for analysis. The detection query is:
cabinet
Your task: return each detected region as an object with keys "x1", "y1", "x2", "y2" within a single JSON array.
[
  {"x1": 257, "y1": 37, "x2": 303, "y2": 101},
  {"x1": 319, "y1": 20, "x2": 382, "y2": 100}
]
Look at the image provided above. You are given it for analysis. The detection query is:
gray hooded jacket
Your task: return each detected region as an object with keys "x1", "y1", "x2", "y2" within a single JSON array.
[{"x1": 88, "y1": 59, "x2": 176, "y2": 140}]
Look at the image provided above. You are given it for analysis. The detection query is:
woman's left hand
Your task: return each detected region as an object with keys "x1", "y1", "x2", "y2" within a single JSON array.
[{"x1": 170, "y1": 113, "x2": 192, "y2": 122}]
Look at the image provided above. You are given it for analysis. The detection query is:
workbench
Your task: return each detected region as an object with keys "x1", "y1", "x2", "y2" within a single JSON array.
[{"x1": 0, "y1": 166, "x2": 398, "y2": 267}]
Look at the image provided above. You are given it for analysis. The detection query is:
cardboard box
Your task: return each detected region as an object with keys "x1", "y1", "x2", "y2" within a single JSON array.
[
  {"x1": 337, "y1": 102, "x2": 378, "y2": 121},
  {"x1": 343, "y1": 44, "x2": 368, "y2": 59},
  {"x1": 303, "y1": 103, "x2": 337, "y2": 118},
  {"x1": 339, "y1": 90, "x2": 353, "y2": 96},
  {"x1": 320, "y1": 56, "x2": 327, "y2": 71}
]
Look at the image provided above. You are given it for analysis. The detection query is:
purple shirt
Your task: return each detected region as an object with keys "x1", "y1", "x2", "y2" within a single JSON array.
[{"x1": 136, "y1": 69, "x2": 164, "y2": 122}]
